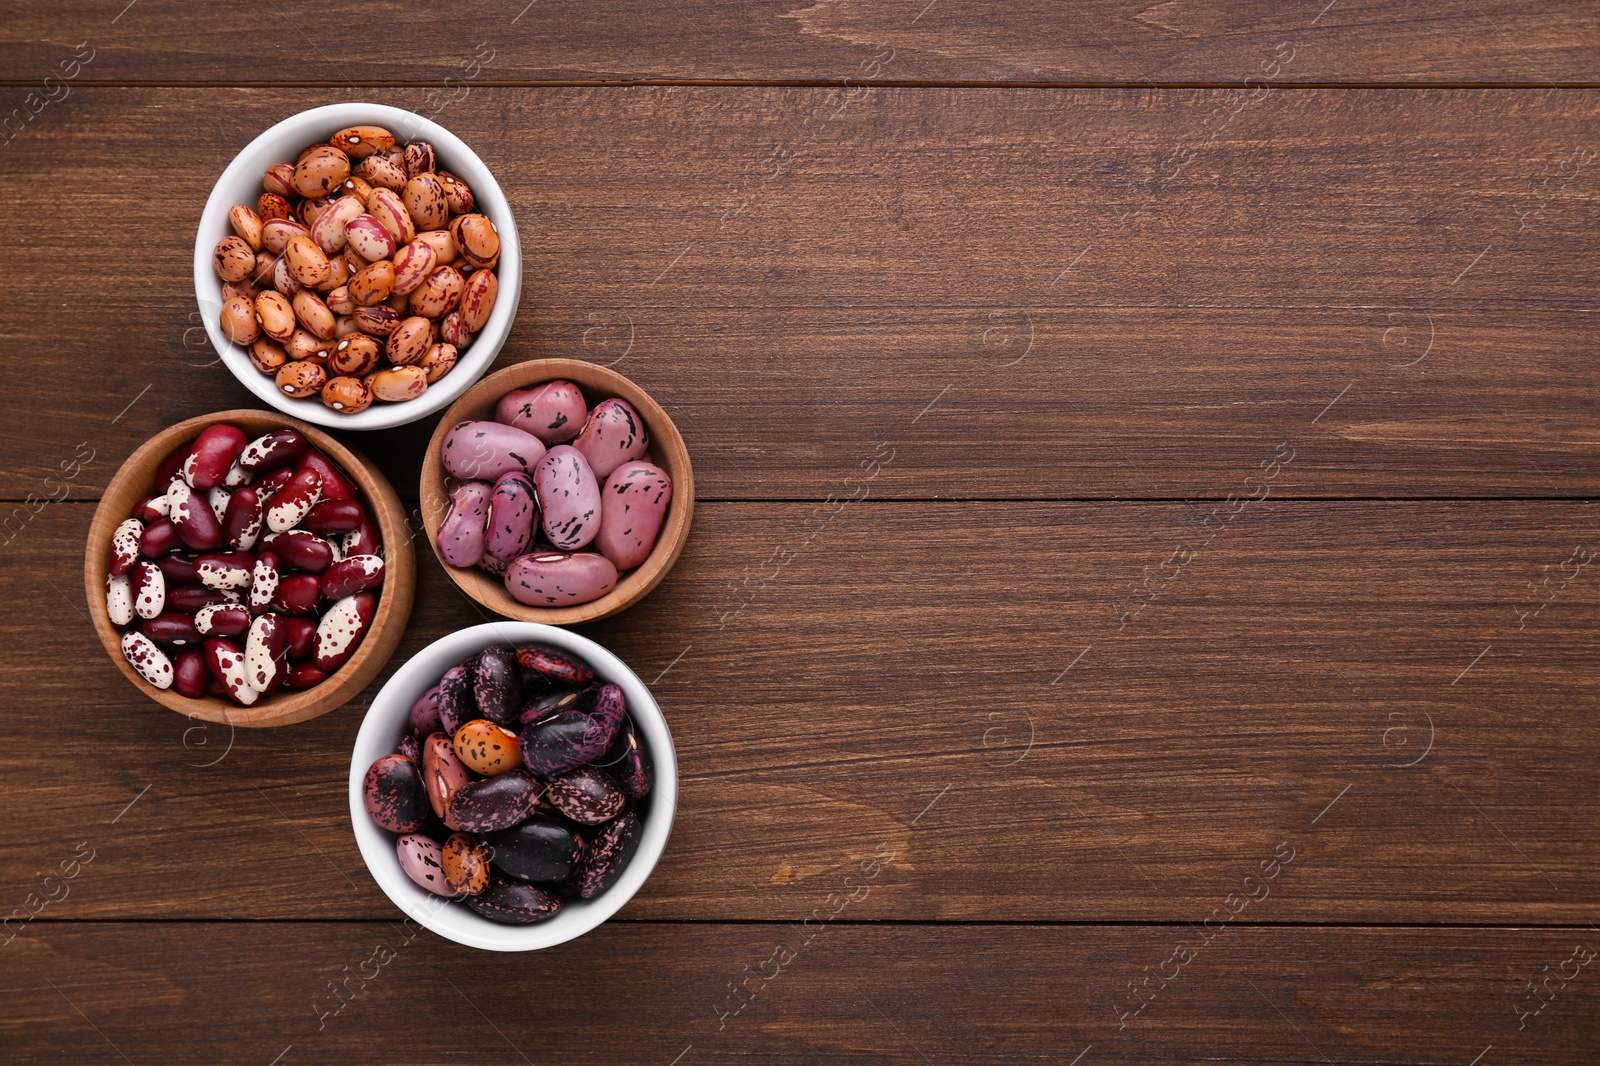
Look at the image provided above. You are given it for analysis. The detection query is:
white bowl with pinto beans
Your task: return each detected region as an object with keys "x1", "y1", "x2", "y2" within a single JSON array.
[{"x1": 194, "y1": 103, "x2": 521, "y2": 431}]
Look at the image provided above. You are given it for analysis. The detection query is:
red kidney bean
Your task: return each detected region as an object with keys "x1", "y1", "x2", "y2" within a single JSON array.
[
  {"x1": 108, "y1": 518, "x2": 143, "y2": 576},
  {"x1": 173, "y1": 649, "x2": 210, "y2": 698},
  {"x1": 284, "y1": 662, "x2": 329, "y2": 689},
  {"x1": 265, "y1": 467, "x2": 322, "y2": 532},
  {"x1": 248, "y1": 551, "x2": 280, "y2": 615},
  {"x1": 132, "y1": 560, "x2": 165, "y2": 620},
  {"x1": 312, "y1": 590, "x2": 375, "y2": 671},
  {"x1": 320, "y1": 553, "x2": 384, "y2": 600},
  {"x1": 166, "y1": 481, "x2": 224, "y2": 552},
  {"x1": 194, "y1": 602, "x2": 251, "y2": 638},
  {"x1": 184, "y1": 424, "x2": 248, "y2": 490},
  {"x1": 297, "y1": 449, "x2": 359, "y2": 501},
  {"x1": 238, "y1": 428, "x2": 309, "y2": 472},
  {"x1": 271, "y1": 573, "x2": 322, "y2": 615},
  {"x1": 196, "y1": 552, "x2": 254, "y2": 591},
  {"x1": 284, "y1": 615, "x2": 317, "y2": 660},
  {"x1": 121, "y1": 631, "x2": 174, "y2": 689},
  {"x1": 154, "y1": 442, "x2": 195, "y2": 488},
  {"x1": 245, "y1": 613, "x2": 289, "y2": 693},
  {"x1": 301, "y1": 499, "x2": 365, "y2": 534},
  {"x1": 168, "y1": 585, "x2": 239, "y2": 613},
  {"x1": 143, "y1": 611, "x2": 201, "y2": 648},
  {"x1": 139, "y1": 518, "x2": 180, "y2": 558},
  {"x1": 265, "y1": 529, "x2": 334, "y2": 573},
  {"x1": 204, "y1": 637, "x2": 259, "y2": 706},
  {"x1": 157, "y1": 554, "x2": 200, "y2": 586},
  {"x1": 222, "y1": 487, "x2": 265, "y2": 551}
]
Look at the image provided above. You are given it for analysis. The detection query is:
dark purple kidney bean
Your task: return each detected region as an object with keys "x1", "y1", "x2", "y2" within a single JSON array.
[
  {"x1": 363, "y1": 754, "x2": 428, "y2": 833},
  {"x1": 284, "y1": 615, "x2": 316, "y2": 660},
  {"x1": 173, "y1": 648, "x2": 210, "y2": 698},
  {"x1": 410, "y1": 684, "x2": 443, "y2": 735},
  {"x1": 265, "y1": 529, "x2": 334, "y2": 573},
  {"x1": 545, "y1": 766, "x2": 625, "y2": 825},
  {"x1": 320, "y1": 554, "x2": 384, "y2": 600},
  {"x1": 185, "y1": 424, "x2": 248, "y2": 490},
  {"x1": 238, "y1": 428, "x2": 308, "y2": 472},
  {"x1": 466, "y1": 879, "x2": 561, "y2": 924},
  {"x1": 139, "y1": 518, "x2": 180, "y2": 558},
  {"x1": 577, "y1": 811, "x2": 641, "y2": 899},
  {"x1": 472, "y1": 645, "x2": 522, "y2": 727},
  {"x1": 519, "y1": 684, "x2": 624, "y2": 776},
  {"x1": 167, "y1": 584, "x2": 237, "y2": 612},
  {"x1": 143, "y1": 611, "x2": 202, "y2": 648},
  {"x1": 301, "y1": 498, "x2": 365, "y2": 534},
  {"x1": 595, "y1": 718, "x2": 651, "y2": 799},
  {"x1": 445, "y1": 768, "x2": 542, "y2": 833},
  {"x1": 485, "y1": 817, "x2": 583, "y2": 883},
  {"x1": 271, "y1": 573, "x2": 322, "y2": 615},
  {"x1": 157, "y1": 554, "x2": 200, "y2": 586},
  {"x1": 436, "y1": 663, "x2": 478, "y2": 734},
  {"x1": 296, "y1": 448, "x2": 359, "y2": 501},
  {"x1": 514, "y1": 642, "x2": 595, "y2": 686},
  {"x1": 399, "y1": 734, "x2": 421, "y2": 764},
  {"x1": 518, "y1": 685, "x2": 596, "y2": 726},
  {"x1": 222, "y1": 486, "x2": 264, "y2": 552}
]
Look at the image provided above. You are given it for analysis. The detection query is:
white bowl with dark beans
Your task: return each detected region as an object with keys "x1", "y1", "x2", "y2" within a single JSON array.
[
  {"x1": 349, "y1": 622, "x2": 677, "y2": 951},
  {"x1": 194, "y1": 103, "x2": 521, "y2": 430}
]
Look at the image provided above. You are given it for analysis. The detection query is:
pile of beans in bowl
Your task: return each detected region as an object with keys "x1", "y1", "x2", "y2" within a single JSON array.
[
  {"x1": 107, "y1": 424, "x2": 385, "y2": 703},
  {"x1": 362, "y1": 642, "x2": 651, "y2": 923},
  {"x1": 211, "y1": 125, "x2": 500, "y2": 414},
  {"x1": 438, "y1": 380, "x2": 673, "y2": 606}
]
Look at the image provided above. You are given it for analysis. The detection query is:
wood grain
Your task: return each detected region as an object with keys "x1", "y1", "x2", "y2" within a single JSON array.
[
  {"x1": 1, "y1": 88, "x2": 1597, "y2": 500},
  {"x1": 5, "y1": 500, "x2": 1596, "y2": 921},
  {"x1": 4, "y1": 922, "x2": 1597, "y2": 1064},
  {"x1": 1, "y1": 1, "x2": 1596, "y2": 86}
]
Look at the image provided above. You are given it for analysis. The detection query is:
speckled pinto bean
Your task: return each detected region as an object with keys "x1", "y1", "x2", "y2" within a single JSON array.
[
  {"x1": 503, "y1": 551, "x2": 617, "y2": 608},
  {"x1": 496, "y1": 381, "x2": 587, "y2": 445},
  {"x1": 534, "y1": 446, "x2": 601, "y2": 550},
  {"x1": 572, "y1": 398, "x2": 650, "y2": 480},
  {"x1": 596, "y1": 460, "x2": 674, "y2": 571}
]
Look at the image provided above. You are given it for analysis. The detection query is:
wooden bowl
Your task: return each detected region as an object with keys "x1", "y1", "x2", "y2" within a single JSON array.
[
  {"x1": 85, "y1": 410, "x2": 416, "y2": 727},
  {"x1": 421, "y1": 359, "x2": 694, "y2": 624}
]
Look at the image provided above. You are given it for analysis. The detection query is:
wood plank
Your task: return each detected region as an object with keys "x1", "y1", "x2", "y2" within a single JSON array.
[
  {"x1": 4, "y1": 922, "x2": 1597, "y2": 1064},
  {"x1": 2, "y1": 88, "x2": 1598, "y2": 499},
  {"x1": 1, "y1": 1, "x2": 1596, "y2": 86},
  {"x1": 6, "y1": 500, "x2": 1597, "y2": 921}
]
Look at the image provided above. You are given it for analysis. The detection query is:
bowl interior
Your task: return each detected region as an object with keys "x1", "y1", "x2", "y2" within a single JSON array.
[
  {"x1": 347, "y1": 622, "x2": 678, "y2": 951},
  {"x1": 194, "y1": 102, "x2": 521, "y2": 431},
  {"x1": 419, "y1": 359, "x2": 695, "y2": 625},
  {"x1": 85, "y1": 409, "x2": 415, "y2": 727}
]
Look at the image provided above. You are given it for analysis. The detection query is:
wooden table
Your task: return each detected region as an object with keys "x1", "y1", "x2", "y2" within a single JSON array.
[{"x1": 2, "y1": 4, "x2": 1597, "y2": 1062}]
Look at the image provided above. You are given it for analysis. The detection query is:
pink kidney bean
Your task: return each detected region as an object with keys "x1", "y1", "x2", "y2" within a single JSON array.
[
  {"x1": 108, "y1": 518, "x2": 143, "y2": 576},
  {"x1": 496, "y1": 381, "x2": 587, "y2": 444},
  {"x1": 183, "y1": 424, "x2": 248, "y2": 490},
  {"x1": 266, "y1": 467, "x2": 322, "y2": 532},
  {"x1": 486, "y1": 472, "x2": 537, "y2": 563},
  {"x1": 121, "y1": 631, "x2": 174, "y2": 689},
  {"x1": 423, "y1": 733, "x2": 472, "y2": 820},
  {"x1": 397, "y1": 833, "x2": 460, "y2": 898},
  {"x1": 437, "y1": 481, "x2": 491, "y2": 568},
  {"x1": 572, "y1": 398, "x2": 650, "y2": 480},
  {"x1": 441, "y1": 420, "x2": 547, "y2": 481},
  {"x1": 132, "y1": 560, "x2": 165, "y2": 619},
  {"x1": 597, "y1": 460, "x2": 674, "y2": 570},
  {"x1": 321, "y1": 554, "x2": 384, "y2": 600},
  {"x1": 313, "y1": 592, "x2": 375, "y2": 671},
  {"x1": 503, "y1": 551, "x2": 617, "y2": 607},
  {"x1": 534, "y1": 446, "x2": 601, "y2": 550}
]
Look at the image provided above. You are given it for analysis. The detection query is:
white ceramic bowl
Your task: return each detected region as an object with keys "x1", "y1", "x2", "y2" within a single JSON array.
[
  {"x1": 194, "y1": 102, "x2": 522, "y2": 431},
  {"x1": 348, "y1": 622, "x2": 677, "y2": 951}
]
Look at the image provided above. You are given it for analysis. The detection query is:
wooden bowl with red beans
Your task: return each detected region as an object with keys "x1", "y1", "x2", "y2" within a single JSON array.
[{"x1": 85, "y1": 410, "x2": 415, "y2": 727}]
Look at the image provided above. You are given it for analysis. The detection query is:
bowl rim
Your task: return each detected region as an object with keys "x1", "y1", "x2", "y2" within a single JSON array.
[
  {"x1": 419, "y1": 358, "x2": 695, "y2": 624},
  {"x1": 347, "y1": 621, "x2": 679, "y2": 951},
  {"x1": 193, "y1": 101, "x2": 521, "y2": 431},
  {"x1": 84, "y1": 408, "x2": 416, "y2": 727}
]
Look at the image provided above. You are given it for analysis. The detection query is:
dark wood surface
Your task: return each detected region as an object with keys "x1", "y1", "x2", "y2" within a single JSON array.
[{"x1": 2, "y1": 8, "x2": 1598, "y2": 1064}]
